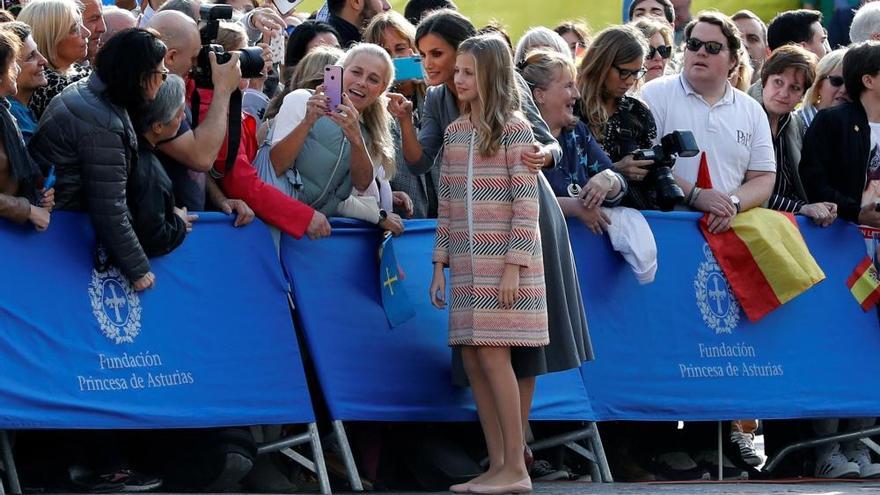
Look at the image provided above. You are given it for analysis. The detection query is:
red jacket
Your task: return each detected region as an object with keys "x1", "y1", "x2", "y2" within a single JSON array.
[{"x1": 191, "y1": 86, "x2": 313, "y2": 238}]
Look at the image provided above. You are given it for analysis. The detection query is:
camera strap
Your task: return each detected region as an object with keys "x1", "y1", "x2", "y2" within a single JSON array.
[{"x1": 191, "y1": 87, "x2": 243, "y2": 178}]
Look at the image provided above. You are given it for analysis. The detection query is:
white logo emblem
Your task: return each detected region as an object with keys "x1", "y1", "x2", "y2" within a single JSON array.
[
  {"x1": 89, "y1": 266, "x2": 142, "y2": 344},
  {"x1": 695, "y1": 244, "x2": 740, "y2": 334}
]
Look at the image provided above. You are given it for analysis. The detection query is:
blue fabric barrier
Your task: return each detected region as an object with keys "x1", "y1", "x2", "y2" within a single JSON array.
[
  {"x1": 0, "y1": 212, "x2": 313, "y2": 429},
  {"x1": 572, "y1": 211, "x2": 880, "y2": 421},
  {"x1": 280, "y1": 219, "x2": 596, "y2": 422}
]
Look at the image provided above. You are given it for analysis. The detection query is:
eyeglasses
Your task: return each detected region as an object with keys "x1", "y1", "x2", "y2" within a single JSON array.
[
  {"x1": 685, "y1": 37, "x2": 725, "y2": 55},
  {"x1": 152, "y1": 68, "x2": 169, "y2": 81},
  {"x1": 825, "y1": 75, "x2": 845, "y2": 87},
  {"x1": 648, "y1": 45, "x2": 673, "y2": 60},
  {"x1": 613, "y1": 64, "x2": 647, "y2": 81}
]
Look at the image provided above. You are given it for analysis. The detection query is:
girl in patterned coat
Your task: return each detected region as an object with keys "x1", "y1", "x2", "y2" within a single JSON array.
[{"x1": 430, "y1": 34, "x2": 547, "y2": 495}]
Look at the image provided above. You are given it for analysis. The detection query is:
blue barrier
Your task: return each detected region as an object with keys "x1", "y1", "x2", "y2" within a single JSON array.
[
  {"x1": 0, "y1": 212, "x2": 314, "y2": 429},
  {"x1": 280, "y1": 220, "x2": 596, "y2": 423},
  {"x1": 572, "y1": 211, "x2": 880, "y2": 421}
]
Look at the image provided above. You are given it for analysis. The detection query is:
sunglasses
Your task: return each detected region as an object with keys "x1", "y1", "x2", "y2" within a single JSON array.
[
  {"x1": 685, "y1": 37, "x2": 725, "y2": 55},
  {"x1": 614, "y1": 64, "x2": 647, "y2": 81},
  {"x1": 825, "y1": 75, "x2": 845, "y2": 87},
  {"x1": 648, "y1": 45, "x2": 673, "y2": 60},
  {"x1": 153, "y1": 68, "x2": 169, "y2": 81}
]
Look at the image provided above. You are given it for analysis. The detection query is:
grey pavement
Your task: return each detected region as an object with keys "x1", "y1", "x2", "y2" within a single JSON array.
[{"x1": 384, "y1": 480, "x2": 880, "y2": 494}]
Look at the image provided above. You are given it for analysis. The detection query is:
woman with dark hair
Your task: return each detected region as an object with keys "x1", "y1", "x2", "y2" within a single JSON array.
[
  {"x1": 282, "y1": 20, "x2": 340, "y2": 84},
  {"x1": 0, "y1": 28, "x2": 53, "y2": 230},
  {"x1": 396, "y1": 9, "x2": 593, "y2": 471},
  {"x1": 29, "y1": 28, "x2": 168, "y2": 291},
  {"x1": 577, "y1": 24, "x2": 658, "y2": 210}
]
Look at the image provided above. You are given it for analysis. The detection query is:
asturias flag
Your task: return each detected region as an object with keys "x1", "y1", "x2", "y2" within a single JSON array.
[
  {"x1": 847, "y1": 257, "x2": 880, "y2": 311},
  {"x1": 696, "y1": 153, "x2": 825, "y2": 321},
  {"x1": 379, "y1": 235, "x2": 416, "y2": 327}
]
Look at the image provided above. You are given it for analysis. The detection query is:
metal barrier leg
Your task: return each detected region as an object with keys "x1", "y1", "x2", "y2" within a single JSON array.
[
  {"x1": 764, "y1": 425, "x2": 880, "y2": 473},
  {"x1": 0, "y1": 432, "x2": 19, "y2": 495},
  {"x1": 587, "y1": 423, "x2": 613, "y2": 483},
  {"x1": 332, "y1": 421, "x2": 363, "y2": 491},
  {"x1": 308, "y1": 423, "x2": 331, "y2": 495},
  {"x1": 717, "y1": 421, "x2": 723, "y2": 481}
]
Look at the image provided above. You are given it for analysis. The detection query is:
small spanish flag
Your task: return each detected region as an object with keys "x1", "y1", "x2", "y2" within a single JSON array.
[
  {"x1": 697, "y1": 154, "x2": 825, "y2": 321},
  {"x1": 847, "y1": 257, "x2": 880, "y2": 311}
]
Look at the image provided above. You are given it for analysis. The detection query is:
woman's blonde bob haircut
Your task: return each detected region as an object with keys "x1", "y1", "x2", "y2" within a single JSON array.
[{"x1": 18, "y1": 0, "x2": 82, "y2": 70}]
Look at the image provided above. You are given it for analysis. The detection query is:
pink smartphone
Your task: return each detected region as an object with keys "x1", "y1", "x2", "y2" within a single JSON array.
[{"x1": 324, "y1": 65, "x2": 343, "y2": 113}]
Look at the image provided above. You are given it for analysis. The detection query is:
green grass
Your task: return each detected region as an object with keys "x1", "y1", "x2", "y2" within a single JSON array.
[{"x1": 293, "y1": 0, "x2": 801, "y2": 42}]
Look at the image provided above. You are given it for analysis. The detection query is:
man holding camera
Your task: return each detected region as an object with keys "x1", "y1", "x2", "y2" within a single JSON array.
[
  {"x1": 642, "y1": 11, "x2": 775, "y2": 233},
  {"x1": 147, "y1": 11, "x2": 254, "y2": 222}
]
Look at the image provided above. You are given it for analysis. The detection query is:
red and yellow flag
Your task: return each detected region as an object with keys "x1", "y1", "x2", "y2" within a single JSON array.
[
  {"x1": 697, "y1": 154, "x2": 825, "y2": 322},
  {"x1": 847, "y1": 257, "x2": 880, "y2": 311}
]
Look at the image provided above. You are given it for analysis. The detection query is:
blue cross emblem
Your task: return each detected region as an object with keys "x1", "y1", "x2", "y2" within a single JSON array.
[
  {"x1": 706, "y1": 273, "x2": 729, "y2": 317},
  {"x1": 102, "y1": 279, "x2": 129, "y2": 326}
]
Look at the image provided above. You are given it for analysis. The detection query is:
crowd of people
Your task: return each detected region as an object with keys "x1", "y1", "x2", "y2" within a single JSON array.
[{"x1": 4, "y1": 0, "x2": 880, "y2": 491}]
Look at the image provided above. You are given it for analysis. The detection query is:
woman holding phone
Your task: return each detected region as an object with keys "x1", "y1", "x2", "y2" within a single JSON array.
[
  {"x1": 364, "y1": 10, "x2": 428, "y2": 218},
  {"x1": 395, "y1": 9, "x2": 593, "y2": 468},
  {"x1": 270, "y1": 43, "x2": 404, "y2": 233}
]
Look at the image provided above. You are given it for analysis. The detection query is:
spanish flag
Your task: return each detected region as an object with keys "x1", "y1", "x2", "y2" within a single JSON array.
[
  {"x1": 697, "y1": 154, "x2": 825, "y2": 322},
  {"x1": 847, "y1": 257, "x2": 880, "y2": 311}
]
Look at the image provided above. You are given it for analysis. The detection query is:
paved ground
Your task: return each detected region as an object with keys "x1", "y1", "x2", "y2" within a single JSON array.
[{"x1": 385, "y1": 480, "x2": 880, "y2": 494}]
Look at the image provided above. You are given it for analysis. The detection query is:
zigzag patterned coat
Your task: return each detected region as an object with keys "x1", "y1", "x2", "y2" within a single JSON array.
[{"x1": 432, "y1": 116, "x2": 549, "y2": 347}]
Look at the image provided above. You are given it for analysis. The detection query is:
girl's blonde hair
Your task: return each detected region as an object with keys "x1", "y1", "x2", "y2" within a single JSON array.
[
  {"x1": 803, "y1": 47, "x2": 847, "y2": 107},
  {"x1": 340, "y1": 43, "x2": 397, "y2": 179},
  {"x1": 520, "y1": 48, "x2": 575, "y2": 91},
  {"x1": 18, "y1": 0, "x2": 81, "y2": 70},
  {"x1": 576, "y1": 24, "x2": 647, "y2": 140},
  {"x1": 458, "y1": 34, "x2": 520, "y2": 157},
  {"x1": 265, "y1": 45, "x2": 344, "y2": 121}
]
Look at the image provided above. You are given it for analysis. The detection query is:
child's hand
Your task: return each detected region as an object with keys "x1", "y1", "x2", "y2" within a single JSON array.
[
  {"x1": 429, "y1": 264, "x2": 446, "y2": 309},
  {"x1": 498, "y1": 264, "x2": 520, "y2": 309}
]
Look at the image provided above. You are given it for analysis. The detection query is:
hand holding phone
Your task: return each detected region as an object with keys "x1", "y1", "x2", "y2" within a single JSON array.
[{"x1": 324, "y1": 64, "x2": 343, "y2": 113}]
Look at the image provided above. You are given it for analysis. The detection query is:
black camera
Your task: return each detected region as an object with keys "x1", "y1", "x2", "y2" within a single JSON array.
[
  {"x1": 192, "y1": 3, "x2": 265, "y2": 88},
  {"x1": 632, "y1": 130, "x2": 699, "y2": 211}
]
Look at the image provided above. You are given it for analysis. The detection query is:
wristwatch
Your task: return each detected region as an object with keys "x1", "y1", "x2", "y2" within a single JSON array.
[
  {"x1": 730, "y1": 195, "x2": 741, "y2": 213},
  {"x1": 377, "y1": 209, "x2": 388, "y2": 224}
]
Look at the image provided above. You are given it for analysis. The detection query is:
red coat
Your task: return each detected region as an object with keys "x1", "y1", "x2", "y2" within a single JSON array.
[{"x1": 191, "y1": 86, "x2": 314, "y2": 238}]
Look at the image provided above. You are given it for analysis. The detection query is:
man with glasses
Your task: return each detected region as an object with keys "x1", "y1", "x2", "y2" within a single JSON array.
[
  {"x1": 642, "y1": 11, "x2": 775, "y2": 234},
  {"x1": 733, "y1": 10, "x2": 771, "y2": 84}
]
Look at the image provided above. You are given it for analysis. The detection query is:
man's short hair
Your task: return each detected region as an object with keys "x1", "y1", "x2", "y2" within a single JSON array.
[
  {"x1": 760, "y1": 44, "x2": 817, "y2": 90},
  {"x1": 684, "y1": 11, "x2": 742, "y2": 57},
  {"x1": 850, "y1": 1, "x2": 880, "y2": 44},
  {"x1": 843, "y1": 40, "x2": 880, "y2": 98},
  {"x1": 767, "y1": 9, "x2": 822, "y2": 50},
  {"x1": 628, "y1": 0, "x2": 675, "y2": 25},
  {"x1": 403, "y1": 0, "x2": 457, "y2": 26},
  {"x1": 327, "y1": 0, "x2": 346, "y2": 16},
  {"x1": 158, "y1": 0, "x2": 199, "y2": 21},
  {"x1": 732, "y1": 9, "x2": 767, "y2": 43}
]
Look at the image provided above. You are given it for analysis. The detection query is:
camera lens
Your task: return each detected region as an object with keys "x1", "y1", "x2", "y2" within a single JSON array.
[
  {"x1": 653, "y1": 166, "x2": 685, "y2": 211},
  {"x1": 237, "y1": 46, "x2": 265, "y2": 79}
]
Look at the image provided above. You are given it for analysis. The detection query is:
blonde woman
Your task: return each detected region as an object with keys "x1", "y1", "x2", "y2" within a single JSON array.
[
  {"x1": 430, "y1": 34, "x2": 545, "y2": 495},
  {"x1": 270, "y1": 43, "x2": 403, "y2": 234},
  {"x1": 265, "y1": 45, "x2": 344, "y2": 121},
  {"x1": 632, "y1": 17, "x2": 673, "y2": 83},
  {"x1": 18, "y1": 0, "x2": 91, "y2": 118},
  {"x1": 799, "y1": 47, "x2": 848, "y2": 131},
  {"x1": 577, "y1": 24, "x2": 658, "y2": 210}
]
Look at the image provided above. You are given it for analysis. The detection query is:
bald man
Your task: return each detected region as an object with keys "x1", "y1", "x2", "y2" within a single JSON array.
[
  {"x1": 146, "y1": 10, "x2": 253, "y2": 224},
  {"x1": 101, "y1": 6, "x2": 137, "y2": 46}
]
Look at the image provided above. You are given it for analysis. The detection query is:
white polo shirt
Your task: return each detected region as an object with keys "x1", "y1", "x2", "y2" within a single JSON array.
[{"x1": 640, "y1": 74, "x2": 775, "y2": 194}]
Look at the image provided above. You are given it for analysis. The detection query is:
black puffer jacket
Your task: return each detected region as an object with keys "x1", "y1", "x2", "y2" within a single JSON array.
[{"x1": 29, "y1": 73, "x2": 149, "y2": 280}]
